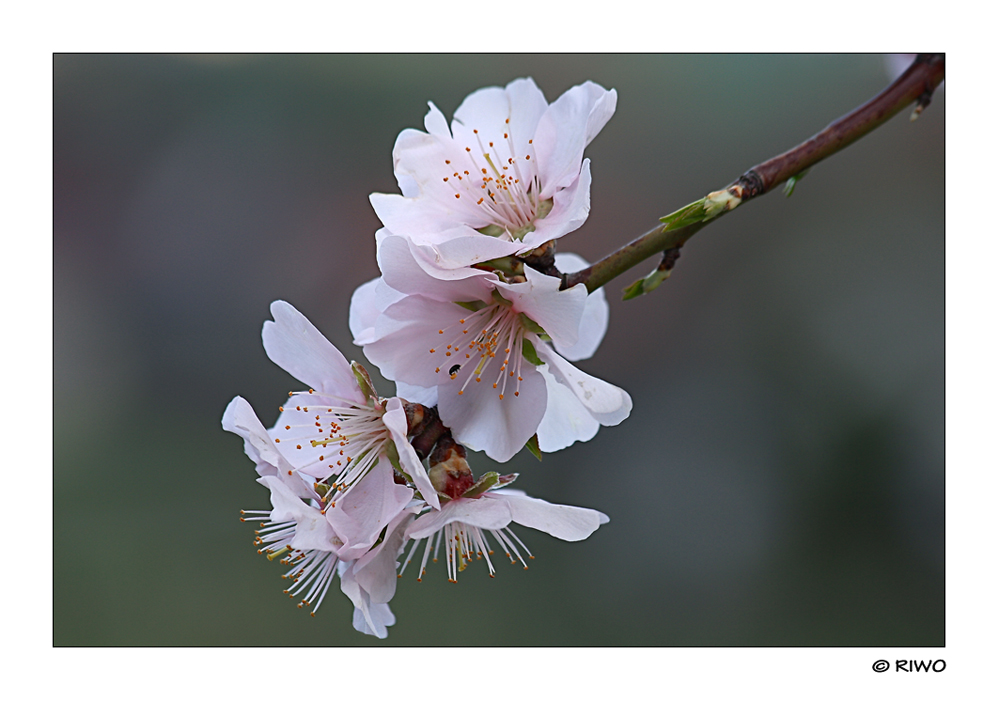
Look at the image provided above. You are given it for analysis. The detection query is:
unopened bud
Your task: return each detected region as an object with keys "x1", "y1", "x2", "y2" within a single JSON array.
[
  {"x1": 428, "y1": 434, "x2": 474, "y2": 499},
  {"x1": 703, "y1": 188, "x2": 741, "y2": 219},
  {"x1": 402, "y1": 401, "x2": 426, "y2": 435}
]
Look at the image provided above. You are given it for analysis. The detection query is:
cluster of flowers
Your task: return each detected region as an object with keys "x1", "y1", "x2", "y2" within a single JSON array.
[{"x1": 224, "y1": 78, "x2": 632, "y2": 638}]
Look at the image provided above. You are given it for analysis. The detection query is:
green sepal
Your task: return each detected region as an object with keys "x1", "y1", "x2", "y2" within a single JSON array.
[
  {"x1": 525, "y1": 434, "x2": 542, "y2": 461},
  {"x1": 521, "y1": 339, "x2": 545, "y2": 366},
  {"x1": 491, "y1": 289, "x2": 514, "y2": 307},
  {"x1": 535, "y1": 198, "x2": 553, "y2": 220},
  {"x1": 460, "y1": 471, "x2": 501, "y2": 499},
  {"x1": 370, "y1": 524, "x2": 389, "y2": 549},
  {"x1": 351, "y1": 361, "x2": 378, "y2": 406},
  {"x1": 477, "y1": 224, "x2": 506, "y2": 237},
  {"x1": 454, "y1": 299, "x2": 489, "y2": 313},
  {"x1": 384, "y1": 440, "x2": 410, "y2": 481},
  {"x1": 475, "y1": 256, "x2": 524, "y2": 276},
  {"x1": 518, "y1": 313, "x2": 547, "y2": 336},
  {"x1": 509, "y1": 223, "x2": 536, "y2": 241}
]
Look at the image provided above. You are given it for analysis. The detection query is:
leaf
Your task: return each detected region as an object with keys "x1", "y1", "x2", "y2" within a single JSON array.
[
  {"x1": 454, "y1": 299, "x2": 488, "y2": 313},
  {"x1": 659, "y1": 198, "x2": 708, "y2": 230},
  {"x1": 521, "y1": 339, "x2": 545, "y2": 366},
  {"x1": 491, "y1": 289, "x2": 514, "y2": 307},
  {"x1": 351, "y1": 361, "x2": 377, "y2": 405},
  {"x1": 476, "y1": 224, "x2": 506, "y2": 237},
  {"x1": 461, "y1": 471, "x2": 500, "y2": 498},
  {"x1": 525, "y1": 434, "x2": 542, "y2": 461},
  {"x1": 622, "y1": 267, "x2": 671, "y2": 301},
  {"x1": 621, "y1": 278, "x2": 646, "y2": 301},
  {"x1": 383, "y1": 440, "x2": 409, "y2": 481},
  {"x1": 782, "y1": 168, "x2": 810, "y2": 197},
  {"x1": 518, "y1": 313, "x2": 547, "y2": 336}
]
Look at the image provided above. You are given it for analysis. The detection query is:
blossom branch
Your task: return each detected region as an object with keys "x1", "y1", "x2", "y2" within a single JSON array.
[{"x1": 562, "y1": 53, "x2": 945, "y2": 295}]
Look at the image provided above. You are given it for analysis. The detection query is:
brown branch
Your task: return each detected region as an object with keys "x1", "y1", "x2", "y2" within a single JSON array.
[{"x1": 563, "y1": 54, "x2": 945, "y2": 294}]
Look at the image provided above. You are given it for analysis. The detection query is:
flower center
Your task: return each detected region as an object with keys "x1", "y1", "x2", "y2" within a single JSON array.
[
  {"x1": 399, "y1": 518, "x2": 534, "y2": 583},
  {"x1": 427, "y1": 301, "x2": 529, "y2": 400},
  {"x1": 276, "y1": 390, "x2": 392, "y2": 510},
  {"x1": 441, "y1": 120, "x2": 548, "y2": 239},
  {"x1": 241, "y1": 508, "x2": 340, "y2": 616}
]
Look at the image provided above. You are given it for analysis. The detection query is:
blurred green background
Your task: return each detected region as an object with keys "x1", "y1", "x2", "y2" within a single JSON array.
[{"x1": 54, "y1": 54, "x2": 943, "y2": 646}]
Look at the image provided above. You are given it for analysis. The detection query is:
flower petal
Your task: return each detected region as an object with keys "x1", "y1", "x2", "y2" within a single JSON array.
[
  {"x1": 351, "y1": 508, "x2": 415, "y2": 603},
  {"x1": 535, "y1": 343, "x2": 632, "y2": 426},
  {"x1": 548, "y1": 251, "x2": 608, "y2": 362},
  {"x1": 325, "y1": 461, "x2": 413, "y2": 561},
  {"x1": 404, "y1": 496, "x2": 513, "y2": 540},
  {"x1": 394, "y1": 381, "x2": 438, "y2": 408},
  {"x1": 384, "y1": 397, "x2": 440, "y2": 510},
  {"x1": 535, "y1": 365, "x2": 600, "y2": 452},
  {"x1": 535, "y1": 82, "x2": 617, "y2": 197},
  {"x1": 494, "y1": 265, "x2": 588, "y2": 349},
  {"x1": 451, "y1": 77, "x2": 548, "y2": 159},
  {"x1": 486, "y1": 491, "x2": 609, "y2": 541},
  {"x1": 257, "y1": 475, "x2": 340, "y2": 552},
  {"x1": 437, "y1": 362, "x2": 547, "y2": 463},
  {"x1": 376, "y1": 234, "x2": 496, "y2": 300},
  {"x1": 262, "y1": 300, "x2": 365, "y2": 404},
  {"x1": 521, "y1": 158, "x2": 592, "y2": 249},
  {"x1": 339, "y1": 561, "x2": 396, "y2": 639},
  {"x1": 222, "y1": 396, "x2": 315, "y2": 500},
  {"x1": 359, "y1": 294, "x2": 466, "y2": 389},
  {"x1": 349, "y1": 276, "x2": 404, "y2": 346}
]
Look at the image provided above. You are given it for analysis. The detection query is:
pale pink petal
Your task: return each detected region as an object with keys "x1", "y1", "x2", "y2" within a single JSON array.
[
  {"x1": 369, "y1": 191, "x2": 477, "y2": 240},
  {"x1": 420, "y1": 233, "x2": 526, "y2": 270},
  {"x1": 535, "y1": 365, "x2": 600, "y2": 452},
  {"x1": 349, "y1": 277, "x2": 403, "y2": 346},
  {"x1": 438, "y1": 363, "x2": 547, "y2": 462},
  {"x1": 487, "y1": 490, "x2": 609, "y2": 541},
  {"x1": 535, "y1": 82, "x2": 616, "y2": 197},
  {"x1": 384, "y1": 397, "x2": 440, "y2": 510},
  {"x1": 548, "y1": 251, "x2": 608, "y2": 362},
  {"x1": 404, "y1": 497, "x2": 513, "y2": 540},
  {"x1": 351, "y1": 509, "x2": 415, "y2": 603},
  {"x1": 394, "y1": 380, "x2": 438, "y2": 407},
  {"x1": 257, "y1": 475, "x2": 340, "y2": 552},
  {"x1": 262, "y1": 300, "x2": 365, "y2": 404},
  {"x1": 535, "y1": 343, "x2": 632, "y2": 426},
  {"x1": 385, "y1": 128, "x2": 498, "y2": 231},
  {"x1": 494, "y1": 266, "x2": 588, "y2": 349},
  {"x1": 325, "y1": 461, "x2": 413, "y2": 561},
  {"x1": 520, "y1": 158, "x2": 592, "y2": 248},
  {"x1": 452, "y1": 78, "x2": 548, "y2": 158},
  {"x1": 360, "y1": 295, "x2": 467, "y2": 389},
  {"x1": 376, "y1": 235, "x2": 496, "y2": 300},
  {"x1": 339, "y1": 562, "x2": 396, "y2": 639},
  {"x1": 423, "y1": 101, "x2": 451, "y2": 140},
  {"x1": 222, "y1": 396, "x2": 315, "y2": 500}
]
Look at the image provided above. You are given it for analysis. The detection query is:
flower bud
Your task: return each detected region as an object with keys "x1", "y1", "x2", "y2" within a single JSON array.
[
  {"x1": 703, "y1": 188, "x2": 741, "y2": 219},
  {"x1": 428, "y1": 434, "x2": 475, "y2": 499},
  {"x1": 403, "y1": 401, "x2": 426, "y2": 435}
]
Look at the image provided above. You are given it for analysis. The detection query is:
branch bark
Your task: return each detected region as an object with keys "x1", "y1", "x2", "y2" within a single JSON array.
[{"x1": 562, "y1": 54, "x2": 945, "y2": 294}]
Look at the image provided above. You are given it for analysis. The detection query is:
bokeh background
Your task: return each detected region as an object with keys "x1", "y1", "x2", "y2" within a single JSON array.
[{"x1": 54, "y1": 54, "x2": 943, "y2": 646}]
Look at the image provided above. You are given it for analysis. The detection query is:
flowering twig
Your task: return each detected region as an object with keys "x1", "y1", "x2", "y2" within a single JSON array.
[{"x1": 562, "y1": 53, "x2": 945, "y2": 296}]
